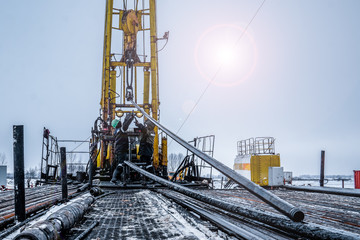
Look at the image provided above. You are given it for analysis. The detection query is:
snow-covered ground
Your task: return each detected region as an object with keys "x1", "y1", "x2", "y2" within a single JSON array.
[
  {"x1": 291, "y1": 179, "x2": 355, "y2": 189},
  {"x1": 212, "y1": 178, "x2": 356, "y2": 189},
  {"x1": 2, "y1": 178, "x2": 39, "y2": 190}
]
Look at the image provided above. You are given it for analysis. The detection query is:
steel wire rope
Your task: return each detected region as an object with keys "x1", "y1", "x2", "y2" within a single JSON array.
[
  {"x1": 157, "y1": 38, "x2": 168, "y2": 53},
  {"x1": 68, "y1": 136, "x2": 91, "y2": 153},
  {"x1": 171, "y1": 0, "x2": 266, "y2": 143}
]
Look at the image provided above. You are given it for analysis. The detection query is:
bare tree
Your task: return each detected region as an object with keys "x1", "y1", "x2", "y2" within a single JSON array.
[
  {"x1": 168, "y1": 153, "x2": 184, "y2": 171},
  {"x1": 0, "y1": 152, "x2": 7, "y2": 165},
  {"x1": 67, "y1": 153, "x2": 77, "y2": 174},
  {"x1": 76, "y1": 156, "x2": 85, "y2": 172}
]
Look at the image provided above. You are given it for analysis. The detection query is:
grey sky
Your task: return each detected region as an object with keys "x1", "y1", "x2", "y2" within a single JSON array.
[{"x1": 1, "y1": 0, "x2": 359, "y2": 176}]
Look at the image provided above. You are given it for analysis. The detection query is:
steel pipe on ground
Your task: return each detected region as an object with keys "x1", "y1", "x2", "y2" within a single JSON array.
[
  {"x1": 282, "y1": 185, "x2": 360, "y2": 197},
  {"x1": 0, "y1": 185, "x2": 87, "y2": 230},
  {"x1": 132, "y1": 101, "x2": 304, "y2": 222},
  {"x1": 125, "y1": 161, "x2": 359, "y2": 240},
  {"x1": 89, "y1": 187, "x2": 104, "y2": 197},
  {"x1": 13, "y1": 196, "x2": 94, "y2": 240}
]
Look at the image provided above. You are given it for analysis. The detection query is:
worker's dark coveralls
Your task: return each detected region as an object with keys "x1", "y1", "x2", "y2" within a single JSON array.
[
  {"x1": 111, "y1": 114, "x2": 134, "y2": 182},
  {"x1": 136, "y1": 121, "x2": 155, "y2": 165}
]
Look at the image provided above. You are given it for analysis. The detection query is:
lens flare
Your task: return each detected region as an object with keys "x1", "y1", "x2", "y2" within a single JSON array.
[{"x1": 194, "y1": 24, "x2": 258, "y2": 87}]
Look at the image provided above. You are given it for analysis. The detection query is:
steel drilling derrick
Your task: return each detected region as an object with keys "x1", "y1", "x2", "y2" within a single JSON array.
[{"x1": 92, "y1": 0, "x2": 167, "y2": 176}]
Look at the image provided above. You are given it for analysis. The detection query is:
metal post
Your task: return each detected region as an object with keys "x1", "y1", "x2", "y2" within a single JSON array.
[
  {"x1": 89, "y1": 156, "x2": 93, "y2": 188},
  {"x1": 320, "y1": 150, "x2": 325, "y2": 187},
  {"x1": 60, "y1": 147, "x2": 68, "y2": 201},
  {"x1": 13, "y1": 125, "x2": 26, "y2": 222},
  {"x1": 342, "y1": 179, "x2": 344, "y2": 188}
]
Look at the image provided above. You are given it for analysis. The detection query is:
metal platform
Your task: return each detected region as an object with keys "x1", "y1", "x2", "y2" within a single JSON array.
[
  {"x1": 99, "y1": 181, "x2": 209, "y2": 189},
  {"x1": 67, "y1": 187, "x2": 360, "y2": 239},
  {"x1": 67, "y1": 189, "x2": 222, "y2": 240}
]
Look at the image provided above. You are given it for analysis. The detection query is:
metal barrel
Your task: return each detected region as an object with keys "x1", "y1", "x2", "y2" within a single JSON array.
[{"x1": 131, "y1": 101, "x2": 304, "y2": 222}]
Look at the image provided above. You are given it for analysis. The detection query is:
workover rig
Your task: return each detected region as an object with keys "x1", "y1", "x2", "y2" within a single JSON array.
[
  {"x1": 7, "y1": 2, "x2": 360, "y2": 239},
  {"x1": 86, "y1": 0, "x2": 305, "y2": 223},
  {"x1": 90, "y1": 0, "x2": 168, "y2": 180}
]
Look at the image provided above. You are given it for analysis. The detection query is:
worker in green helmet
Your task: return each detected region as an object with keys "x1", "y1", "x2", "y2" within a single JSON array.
[
  {"x1": 111, "y1": 113, "x2": 134, "y2": 184},
  {"x1": 135, "y1": 119, "x2": 155, "y2": 166}
]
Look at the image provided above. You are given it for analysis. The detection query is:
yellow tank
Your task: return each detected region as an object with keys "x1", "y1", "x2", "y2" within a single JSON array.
[{"x1": 250, "y1": 154, "x2": 280, "y2": 186}]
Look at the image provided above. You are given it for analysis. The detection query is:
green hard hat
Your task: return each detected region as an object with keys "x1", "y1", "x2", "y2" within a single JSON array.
[{"x1": 111, "y1": 119, "x2": 120, "y2": 128}]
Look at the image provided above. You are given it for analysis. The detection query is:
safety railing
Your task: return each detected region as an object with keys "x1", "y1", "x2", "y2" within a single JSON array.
[{"x1": 237, "y1": 137, "x2": 275, "y2": 155}]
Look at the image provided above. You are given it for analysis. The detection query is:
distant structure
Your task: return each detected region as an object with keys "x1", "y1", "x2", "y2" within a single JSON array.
[
  {"x1": 0, "y1": 165, "x2": 7, "y2": 187},
  {"x1": 234, "y1": 137, "x2": 282, "y2": 186}
]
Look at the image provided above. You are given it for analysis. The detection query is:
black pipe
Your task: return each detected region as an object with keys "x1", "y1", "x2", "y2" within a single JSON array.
[
  {"x1": 90, "y1": 187, "x2": 104, "y2": 197},
  {"x1": 13, "y1": 125, "x2": 26, "y2": 222},
  {"x1": 160, "y1": 191, "x2": 262, "y2": 239},
  {"x1": 13, "y1": 196, "x2": 95, "y2": 240},
  {"x1": 88, "y1": 142, "x2": 98, "y2": 188},
  {"x1": 74, "y1": 221, "x2": 99, "y2": 240},
  {"x1": 126, "y1": 162, "x2": 358, "y2": 239},
  {"x1": 281, "y1": 185, "x2": 360, "y2": 197},
  {"x1": 89, "y1": 156, "x2": 93, "y2": 188},
  {"x1": 94, "y1": 191, "x2": 116, "y2": 201},
  {"x1": 320, "y1": 150, "x2": 325, "y2": 187},
  {"x1": 60, "y1": 147, "x2": 68, "y2": 201},
  {"x1": 77, "y1": 183, "x2": 90, "y2": 193},
  {"x1": 131, "y1": 101, "x2": 304, "y2": 222}
]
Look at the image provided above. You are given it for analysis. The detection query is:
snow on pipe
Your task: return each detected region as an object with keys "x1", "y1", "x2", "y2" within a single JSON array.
[
  {"x1": 13, "y1": 196, "x2": 94, "y2": 240},
  {"x1": 131, "y1": 100, "x2": 304, "y2": 222},
  {"x1": 126, "y1": 161, "x2": 360, "y2": 240}
]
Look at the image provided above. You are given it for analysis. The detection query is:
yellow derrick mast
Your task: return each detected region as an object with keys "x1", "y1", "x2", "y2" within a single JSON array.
[{"x1": 94, "y1": 0, "x2": 167, "y2": 174}]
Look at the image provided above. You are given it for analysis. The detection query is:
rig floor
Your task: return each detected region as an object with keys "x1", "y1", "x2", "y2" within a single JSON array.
[
  {"x1": 1, "y1": 186, "x2": 360, "y2": 239},
  {"x1": 66, "y1": 187, "x2": 360, "y2": 239},
  {"x1": 67, "y1": 189, "x2": 225, "y2": 240}
]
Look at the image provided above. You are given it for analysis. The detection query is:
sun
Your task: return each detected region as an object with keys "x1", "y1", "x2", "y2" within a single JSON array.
[
  {"x1": 217, "y1": 45, "x2": 236, "y2": 66},
  {"x1": 194, "y1": 24, "x2": 258, "y2": 87}
]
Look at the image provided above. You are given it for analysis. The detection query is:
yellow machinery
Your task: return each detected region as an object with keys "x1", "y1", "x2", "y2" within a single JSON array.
[
  {"x1": 234, "y1": 137, "x2": 280, "y2": 186},
  {"x1": 91, "y1": 0, "x2": 168, "y2": 176},
  {"x1": 250, "y1": 154, "x2": 280, "y2": 186}
]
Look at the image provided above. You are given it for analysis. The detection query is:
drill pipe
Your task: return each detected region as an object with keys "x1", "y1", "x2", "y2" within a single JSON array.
[
  {"x1": 131, "y1": 101, "x2": 304, "y2": 222},
  {"x1": 13, "y1": 196, "x2": 94, "y2": 240},
  {"x1": 0, "y1": 189, "x2": 80, "y2": 230},
  {"x1": 126, "y1": 161, "x2": 359, "y2": 240},
  {"x1": 89, "y1": 187, "x2": 104, "y2": 197}
]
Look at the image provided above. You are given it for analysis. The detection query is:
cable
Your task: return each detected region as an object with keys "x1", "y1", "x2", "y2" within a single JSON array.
[
  {"x1": 174, "y1": 0, "x2": 266, "y2": 137},
  {"x1": 112, "y1": 55, "x2": 122, "y2": 78},
  {"x1": 157, "y1": 38, "x2": 168, "y2": 53},
  {"x1": 69, "y1": 136, "x2": 91, "y2": 153}
]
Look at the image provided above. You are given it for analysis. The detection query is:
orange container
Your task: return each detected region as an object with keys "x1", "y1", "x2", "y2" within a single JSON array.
[{"x1": 354, "y1": 170, "x2": 360, "y2": 189}]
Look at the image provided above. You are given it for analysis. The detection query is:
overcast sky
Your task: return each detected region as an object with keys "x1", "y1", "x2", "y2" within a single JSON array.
[{"x1": 1, "y1": 0, "x2": 359, "y2": 176}]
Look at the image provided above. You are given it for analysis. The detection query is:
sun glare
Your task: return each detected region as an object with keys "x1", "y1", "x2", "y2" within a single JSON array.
[
  {"x1": 217, "y1": 46, "x2": 236, "y2": 66},
  {"x1": 194, "y1": 24, "x2": 257, "y2": 87}
]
